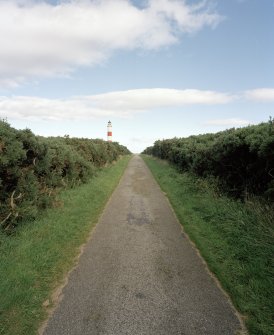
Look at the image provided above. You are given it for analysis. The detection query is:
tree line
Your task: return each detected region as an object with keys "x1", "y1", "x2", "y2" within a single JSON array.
[
  {"x1": 0, "y1": 120, "x2": 130, "y2": 231},
  {"x1": 143, "y1": 119, "x2": 274, "y2": 201}
]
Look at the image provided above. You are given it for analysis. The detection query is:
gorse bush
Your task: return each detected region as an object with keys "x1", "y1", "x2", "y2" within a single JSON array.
[
  {"x1": 143, "y1": 119, "x2": 274, "y2": 200},
  {"x1": 0, "y1": 120, "x2": 130, "y2": 230}
]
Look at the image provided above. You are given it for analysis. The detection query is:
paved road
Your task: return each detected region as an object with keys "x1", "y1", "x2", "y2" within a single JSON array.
[{"x1": 42, "y1": 155, "x2": 242, "y2": 335}]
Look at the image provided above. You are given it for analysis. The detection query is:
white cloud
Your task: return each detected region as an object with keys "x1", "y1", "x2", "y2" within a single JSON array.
[
  {"x1": 245, "y1": 88, "x2": 274, "y2": 102},
  {"x1": 0, "y1": 0, "x2": 222, "y2": 87},
  {"x1": 204, "y1": 118, "x2": 250, "y2": 126},
  {"x1": 0, "y1": 88, "x2": 234, "y2": 121},
  {"x1": 88, "y1": 88, "x2": 234, "y2": 109}
]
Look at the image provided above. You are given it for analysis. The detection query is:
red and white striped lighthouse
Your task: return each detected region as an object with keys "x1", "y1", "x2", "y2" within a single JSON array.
[{"x1": 107, "y1": 120, "x2": 112, "y2": 142}]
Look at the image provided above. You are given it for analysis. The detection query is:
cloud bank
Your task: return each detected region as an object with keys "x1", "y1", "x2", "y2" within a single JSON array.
[
  {"x1": 245, "y1": 88, "x2": 274, "y2": 102},
  {"x1": 1, "y1": 87, "x2": 272, "y2": 122},
  {"x1": 0, "y1": 0, "x2": 222, "y2": 87},
  {"x1": 0, "y1": 88, "x2": 233, "y2": 121}
]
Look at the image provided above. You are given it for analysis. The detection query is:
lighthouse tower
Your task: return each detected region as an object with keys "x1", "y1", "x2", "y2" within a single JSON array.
[{"x1": 107, "y1": 121, "x2": 112, "y2": 142}]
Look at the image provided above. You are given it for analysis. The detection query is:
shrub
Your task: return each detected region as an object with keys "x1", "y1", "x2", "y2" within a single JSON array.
[
  {"x1": 0, "y1": 121, "x2": 130, "y2": 230},
  {"x1": 143, "y1": 119, "x2": 274, "y2": 200}
]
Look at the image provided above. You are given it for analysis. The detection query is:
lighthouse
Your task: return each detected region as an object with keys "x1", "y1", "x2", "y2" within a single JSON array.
[{"x1": 107, "y1": 121, "x2": 112, "y2": 142}]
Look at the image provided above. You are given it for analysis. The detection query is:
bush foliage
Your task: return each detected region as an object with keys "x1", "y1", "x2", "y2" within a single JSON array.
[
  {"x1": 0, "y1": 120, "x2": 130, "y2": 230},
  {"x1": 143, "y1": 120, "x2": 274, "y2": 200}
]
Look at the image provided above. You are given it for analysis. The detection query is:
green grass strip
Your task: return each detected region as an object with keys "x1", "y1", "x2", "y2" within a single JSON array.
[
  {"x1": 143, "y1": 155, "x2": 274, "y2": 335},
  {"x1": 0, "y1": 155, "x2": 131, "y2": 335}
]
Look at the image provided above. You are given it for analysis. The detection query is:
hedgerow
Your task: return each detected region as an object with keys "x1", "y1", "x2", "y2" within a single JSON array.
[
  {"x1": 0, "y1": 120, "x2": 130, "y2": 231},
  {"x1": 143, "y1": 119, "x2": 274, "y2": 200}
]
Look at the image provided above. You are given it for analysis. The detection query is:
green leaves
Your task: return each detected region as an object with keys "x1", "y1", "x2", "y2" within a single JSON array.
[
  {"x1": 143, "y1": 120, "x2": 274, "y2": 201},
  {"x1": 0, "y1": 121, "x2": 130, "y2": 231}
]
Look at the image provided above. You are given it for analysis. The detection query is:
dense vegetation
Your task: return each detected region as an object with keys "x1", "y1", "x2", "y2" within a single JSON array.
[
  {"x1": 143, "y1": 120, "x2": 274, "y2": 201},
  {"x1": 0, "y1": 120, "x2": 130, "y2": 231},
  {"x1": 143, "y1": 120, "x2": 274, "y2": 334}
]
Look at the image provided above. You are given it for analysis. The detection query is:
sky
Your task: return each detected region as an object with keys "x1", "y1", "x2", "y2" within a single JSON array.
[{"x1": 0, "y1": 0, "x2": 273, "y2": 153}]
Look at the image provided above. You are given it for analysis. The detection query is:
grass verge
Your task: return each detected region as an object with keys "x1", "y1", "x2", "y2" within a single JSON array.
[
  {"x1": 0, "y1": 155, "x2": 131, "y2": 335},
  {"x1": 142, "y1": 155, "x2": 273, "y2": 335}
]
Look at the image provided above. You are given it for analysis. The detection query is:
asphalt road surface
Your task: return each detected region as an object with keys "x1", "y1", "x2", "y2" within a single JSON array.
[{"x1": 42, "y1": 155, "x2": 243, "y2": 335}]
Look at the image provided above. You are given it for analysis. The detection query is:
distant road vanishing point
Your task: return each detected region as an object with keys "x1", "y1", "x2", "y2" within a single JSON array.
[{"x1": 42, "y1": 155, "x2": 243, "y2": 335}]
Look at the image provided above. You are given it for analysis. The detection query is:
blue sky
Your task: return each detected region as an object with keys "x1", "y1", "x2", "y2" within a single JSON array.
[{"x1": 0, "y1": 0, "x2": 273, "y2": 153}]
